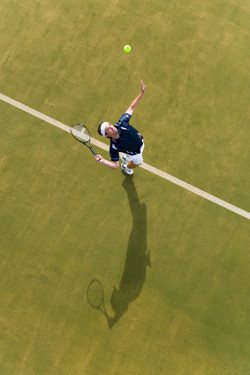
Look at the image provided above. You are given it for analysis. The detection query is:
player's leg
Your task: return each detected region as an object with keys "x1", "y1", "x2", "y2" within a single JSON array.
[
  {"x1": 121, "y1": 143, "x2": 144, "y2": 175},
  {"x1": 127, "y1": 160, "x2": 140, "y2": 169}
]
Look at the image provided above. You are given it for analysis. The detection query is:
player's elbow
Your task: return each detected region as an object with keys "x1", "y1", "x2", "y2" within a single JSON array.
[{"x1": 112, "y1": 161, "x2": 119, "y2": 170}]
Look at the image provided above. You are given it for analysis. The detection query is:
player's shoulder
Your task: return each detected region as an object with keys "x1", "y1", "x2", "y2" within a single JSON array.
[
  {"x1": 116, "y1": 113, "x2": 131, "y2": 126},
  {"x1": 123, "y1": 112, "x2": 132, "y2": 120}
]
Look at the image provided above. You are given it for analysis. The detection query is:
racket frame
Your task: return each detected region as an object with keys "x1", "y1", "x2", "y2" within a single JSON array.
[{"x1": 70, "y1": 123, "x2": 97, "y2": 155}]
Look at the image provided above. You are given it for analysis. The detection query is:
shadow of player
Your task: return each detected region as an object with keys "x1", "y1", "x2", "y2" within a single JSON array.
[{"x1": 107, "y1": 176, "x2": 150, "y2": 328}]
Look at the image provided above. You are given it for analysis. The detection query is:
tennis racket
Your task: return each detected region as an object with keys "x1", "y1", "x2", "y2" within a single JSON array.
[{"x1": 70, "y1": 123, "x2": 97, "y2": 155}]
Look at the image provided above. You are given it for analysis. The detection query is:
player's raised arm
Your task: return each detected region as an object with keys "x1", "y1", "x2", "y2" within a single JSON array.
[{"x1": 125, "y1": 80, "x2": 146, "y2": 115}]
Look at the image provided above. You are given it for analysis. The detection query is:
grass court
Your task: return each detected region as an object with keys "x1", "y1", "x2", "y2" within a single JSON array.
[{"x1": 0, "y1": 1, "x2": 249, "y2": 374}]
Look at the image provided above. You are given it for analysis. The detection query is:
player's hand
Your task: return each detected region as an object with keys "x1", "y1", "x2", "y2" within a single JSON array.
[
  {"x1": 140, "y1": 80, "x2": 146, "y2": 94},
  {"x1": 95, "y1": 155, "x2": 104, "y2": 163}
]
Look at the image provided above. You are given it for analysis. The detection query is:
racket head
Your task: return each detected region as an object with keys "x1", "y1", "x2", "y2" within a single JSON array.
[
  {"x1": 87, "y1": 279, "x2": 104, "y2": 309},
  {"x1": 70, "y1": 124, "x2": 91, "y2": 144}
]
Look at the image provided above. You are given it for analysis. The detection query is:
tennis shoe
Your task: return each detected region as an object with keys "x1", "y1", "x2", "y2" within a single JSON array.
[
  {"x1": 121, "y1": 163, "x2": 134, "y2": 175},
  {"x1": 121, "y1": 155, "x2": 131, "y2": 164}
]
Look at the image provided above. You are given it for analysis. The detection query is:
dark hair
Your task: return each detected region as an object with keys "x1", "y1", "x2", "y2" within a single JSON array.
[{"x1": 97, "y1": 122, "x2": 104, "y2": 136}]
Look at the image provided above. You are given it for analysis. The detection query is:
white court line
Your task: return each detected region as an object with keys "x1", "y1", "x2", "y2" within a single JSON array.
[{"x1": 1, "y1": 92, "x2": 249, "y2": 220}]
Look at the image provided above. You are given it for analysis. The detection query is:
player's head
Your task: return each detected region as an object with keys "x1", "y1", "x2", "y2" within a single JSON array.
[
  {"x1": 98, "y1": 122, "x2": 109, "y2": 137},
  {"x1": 98, "y1": 122, "x2": 118, "y2": 138}
]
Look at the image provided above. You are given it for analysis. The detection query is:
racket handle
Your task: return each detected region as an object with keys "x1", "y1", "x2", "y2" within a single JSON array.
[{"x1": 91, "y1": 148, "x2": 97, "y2": 156}]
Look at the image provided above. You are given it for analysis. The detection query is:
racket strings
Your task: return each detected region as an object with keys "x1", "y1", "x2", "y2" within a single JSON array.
[{"x1": 72, "y1": 124, "x2": 90, "y2": 143}]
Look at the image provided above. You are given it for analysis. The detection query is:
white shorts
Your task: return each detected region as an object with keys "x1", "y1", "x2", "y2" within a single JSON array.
[{"x1": 128, "y1": 141, "x2": 145, "y2": 165}]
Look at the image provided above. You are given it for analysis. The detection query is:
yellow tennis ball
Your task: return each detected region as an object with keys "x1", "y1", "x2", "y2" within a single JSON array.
[{"x1": 124, "y1": 45, "x2": 131, "y2": 53}]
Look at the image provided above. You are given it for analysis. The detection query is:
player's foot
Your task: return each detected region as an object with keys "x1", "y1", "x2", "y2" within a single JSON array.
[
  {"x1": 121, "y1": 155, "x2": 131, "y2": 164},
  {"x1": 121, "y1": 163, "x2": 134, "y2": 175}
]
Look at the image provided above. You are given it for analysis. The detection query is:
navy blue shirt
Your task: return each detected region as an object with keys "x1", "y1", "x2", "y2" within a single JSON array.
[{"x1": 109, "y1": 113, "x2": 143, "y2": 161}]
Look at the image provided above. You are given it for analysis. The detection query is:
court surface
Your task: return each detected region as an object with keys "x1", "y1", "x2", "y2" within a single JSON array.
[{"x1": 0, "y1": 1, "x2": 249, "y2": 374}]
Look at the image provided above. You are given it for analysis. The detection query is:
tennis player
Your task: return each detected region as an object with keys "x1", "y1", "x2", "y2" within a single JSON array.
[{"x1": 95, "y1": 80, "x2": 146, "y2": 175}]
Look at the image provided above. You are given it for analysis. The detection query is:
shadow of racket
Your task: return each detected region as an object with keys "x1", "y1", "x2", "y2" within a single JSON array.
[{"x1": 87, "y1": 279, "x2": 112, "y2": 325}]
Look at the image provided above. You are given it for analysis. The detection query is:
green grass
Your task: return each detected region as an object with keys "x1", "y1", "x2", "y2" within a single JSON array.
[
  {"x1": 0, "y1": 1, "x2": 250, "y2": 374},
  {"x1": 1, "y1": 0, "x2": 249, "y2": 209}
]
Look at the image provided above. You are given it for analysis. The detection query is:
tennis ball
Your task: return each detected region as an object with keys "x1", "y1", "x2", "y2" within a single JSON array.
[{"x1": 124, "y1": 45, "x2": 131, "y2": 53}]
